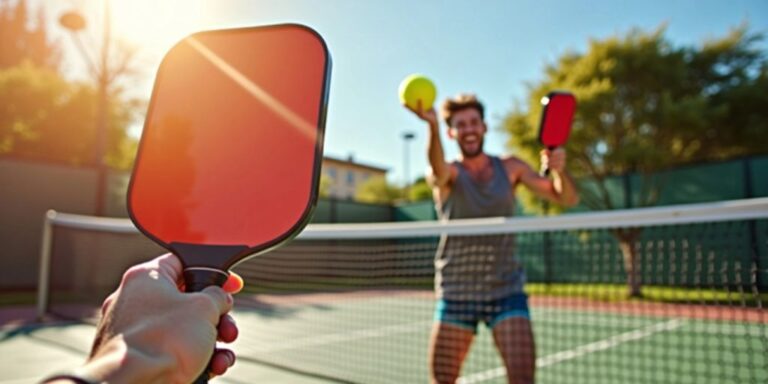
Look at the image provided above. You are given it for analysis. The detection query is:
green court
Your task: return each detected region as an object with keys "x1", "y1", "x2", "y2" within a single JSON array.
[
  {"x1": 2, "y1": 290, "x2": 764, "y2": 383},
  {"x1": 224, "y1": 292, "x2": 767, "y2": 384}
]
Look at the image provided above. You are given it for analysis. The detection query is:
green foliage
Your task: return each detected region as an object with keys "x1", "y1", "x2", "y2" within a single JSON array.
[
  {"x1": 104, "y1": 96, "x2": 143, "y2": 171},
  {"x1": 355, "y1": 176, "x2": 403, "y2": 204},
  {"x1": 503, "y1": 24, "x2": 767, "y2": 212},
  {"x1": 0, "y1": 61, "x2": 141, "y2": 170},
  {"x1": 318, "y1": 173, "x2": 331, "y2": 198},
  {"x1": 408, "y1": 177, "x2": 433, "y2": 202},
  {"x1": 0, "y1": 62, "x2": 65, "y2": 154},
  {"x1": 0, "y1": 0, "x2": 142, "y2": 170}
]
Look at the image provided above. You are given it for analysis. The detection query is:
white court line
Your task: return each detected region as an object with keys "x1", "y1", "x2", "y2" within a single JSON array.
[
  {"x1": 534, "y1": 310, "x2": 765, "y2": 337},
  {"x1": 236, "y1": 308, "x2": 758, "y2": 356},
  {"x1": 457, "y1": 319, "x2": 685, "y2": 384},
  {"x1": 238, "y1": 320, "x2": 432, "y2": 354},
  {"x1": 535, "y1": 312, "x2": 657, "y2": 328}
]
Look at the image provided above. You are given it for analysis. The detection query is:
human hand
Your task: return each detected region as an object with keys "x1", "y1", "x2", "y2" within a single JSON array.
[
  {"x1": 540, "y1": 147, "x2": 567, "y2": 174},
  {"x1": 73, "y1": 254, "x2": 243, "y2": 383},
  {"x1": 404, "y1": 99, "x2": 439, "y2": 127}
]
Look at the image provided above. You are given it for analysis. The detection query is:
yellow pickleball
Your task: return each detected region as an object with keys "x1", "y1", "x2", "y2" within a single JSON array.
[{"x1": 399, "y1": 74, "x2": 436, "y2": 110}]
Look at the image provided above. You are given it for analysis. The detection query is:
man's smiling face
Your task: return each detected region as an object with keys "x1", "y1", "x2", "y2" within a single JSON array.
[{"x1": 448, "y1": 108, "x2": 486, "y2": 159}]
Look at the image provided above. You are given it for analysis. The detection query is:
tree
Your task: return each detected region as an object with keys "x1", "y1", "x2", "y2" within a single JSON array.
[
  {"x1": 318, "y1": 173, "x2": 332, "y2": 198},
  {"x1": 408, "y1": 177, "x2": 433, "y2": 202},
  {"x1": 0, "y1": 0, "x2": 59, "y2": 69},
  {"x1": 355, "y1": 176, "x2": 404, "y2": 204},
  {"x1": 0, "y1": 0, "x2": 142, "y2": 171},
  {"x1": 0, "y1": 62, "x2": 141, "y2": 169},
  {"x1": 502, "y1": 24, "x2": 767, "y2": 297}
]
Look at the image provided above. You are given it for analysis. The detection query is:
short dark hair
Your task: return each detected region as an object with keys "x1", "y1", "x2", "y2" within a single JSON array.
[{"x1": 441, "y1": 93, "x2": 485, "y2": 127}]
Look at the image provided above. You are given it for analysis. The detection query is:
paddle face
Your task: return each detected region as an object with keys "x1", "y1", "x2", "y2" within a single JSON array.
[
  {"x1": 538, "y1": 91, "x2": 576, "y2": 148},
  {"x1": 128, "y1": 24, "x2": 331, "y2": 274}
]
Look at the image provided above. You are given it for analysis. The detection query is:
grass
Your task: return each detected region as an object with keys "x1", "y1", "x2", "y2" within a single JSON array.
[{"x1": 526, "y1": 283, "x2": 768, "y2": 305}]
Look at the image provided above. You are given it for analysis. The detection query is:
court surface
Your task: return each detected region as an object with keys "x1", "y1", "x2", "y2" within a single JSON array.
[{"x1": 3, "y1": 291, "x2": 764, "y2": 384}]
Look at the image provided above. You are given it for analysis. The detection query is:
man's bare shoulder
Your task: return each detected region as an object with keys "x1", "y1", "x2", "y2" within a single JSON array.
[
  {"x1": 499, "y1": 155, "x2": 528, "y2": 168},
  {"x1": 499, "y1": 155, "x2": 536, "y2": 183}
]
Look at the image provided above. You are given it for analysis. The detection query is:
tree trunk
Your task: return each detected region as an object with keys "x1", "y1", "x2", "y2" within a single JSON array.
[{"x1": 615, "y1": 229, "x2": 642, "y2": 298}]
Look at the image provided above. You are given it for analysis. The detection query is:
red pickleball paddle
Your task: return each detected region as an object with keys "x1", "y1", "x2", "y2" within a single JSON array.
[
  {"x1": 127, "y1": 24, "x2": 331, "y2": 383},
  {"x1": 538, "y1": 91, "x2": 576, "y2": 176}
]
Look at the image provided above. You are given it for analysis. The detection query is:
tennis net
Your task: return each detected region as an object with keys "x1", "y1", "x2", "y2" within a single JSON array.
[{"x1": 38, "y1": 198, "x2": 768, "y2": 383}]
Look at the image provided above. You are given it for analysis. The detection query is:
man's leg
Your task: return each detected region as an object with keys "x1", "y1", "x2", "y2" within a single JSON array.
[
  {"x1": 428, "y1": 322, "x2": 475, "y2": 384},
  {"x1": 491, "y1": 317, "x2": 536, "y2": 384}
]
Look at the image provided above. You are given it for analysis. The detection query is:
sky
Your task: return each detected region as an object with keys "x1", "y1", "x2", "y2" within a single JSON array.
[{"x1": 38, "y1": 0, "x2": 768, "y2": 185}]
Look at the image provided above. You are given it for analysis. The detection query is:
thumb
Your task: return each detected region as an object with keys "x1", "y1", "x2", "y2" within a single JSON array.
[{"x1": 195, "y1": 286, "x2": 234, "y2": 323}]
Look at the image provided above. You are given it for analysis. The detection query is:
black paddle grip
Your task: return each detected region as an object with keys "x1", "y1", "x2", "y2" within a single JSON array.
[
  {"x1": 541, "y1": 146, "x2": 556, "y2": 177},
  {"x1": 183, "y1": 269, "x2": 228, "y2": 293},
  {"x1": 183, "y1": 269, "x2": 228, "y2": 384}
]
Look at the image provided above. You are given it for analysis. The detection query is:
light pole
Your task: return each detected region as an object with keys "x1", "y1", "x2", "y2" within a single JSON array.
[
  {"x1": 59, "y1": 2, "x2": 112, "y2": 216},
  {"x1": 402, "y1": 131, "x2": 415, "y2": 200}
]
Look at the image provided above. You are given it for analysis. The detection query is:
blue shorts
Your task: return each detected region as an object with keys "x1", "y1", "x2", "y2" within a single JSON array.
[{"x1": 434, "y1": 293, "x2": 530, "y2": 333}]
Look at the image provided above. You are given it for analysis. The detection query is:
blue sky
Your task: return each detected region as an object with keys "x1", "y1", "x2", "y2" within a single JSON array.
[{"x1": 41, "y1": 0, "x2": 768, "y2": 185}]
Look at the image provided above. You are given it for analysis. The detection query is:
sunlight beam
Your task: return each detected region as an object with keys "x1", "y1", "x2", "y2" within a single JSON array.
[{"x1": 185, "y1": 36, "x2": 317, "y2": 141}]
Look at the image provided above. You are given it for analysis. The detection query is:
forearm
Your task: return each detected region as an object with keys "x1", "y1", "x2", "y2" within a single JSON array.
[
  {"x1": 426, "y1": 121, "x2": 449, "y2": 183},
  {"x1": 43, "y1": 334, "x2": 172, "y2": 384},
  {"x1": 82, "y1": 338, "x2": 170, "y2": 383},
  {"x1": 551, "y1": 170, "x2": 579, "y2": 206}
]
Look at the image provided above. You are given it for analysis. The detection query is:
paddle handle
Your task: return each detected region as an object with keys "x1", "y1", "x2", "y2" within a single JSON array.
[
  {"x1": 540, "y1": 145, "x2": 556, "y2": 176},
  {"x1": 184, "y1": 268, "x2": 229, "y2": 384},
  {"x1": 191, "y1": 371, "x2": 209, "y2": 384},
  {"x1": 184, "y1": 268, "x2": 228, "y2": 292}
]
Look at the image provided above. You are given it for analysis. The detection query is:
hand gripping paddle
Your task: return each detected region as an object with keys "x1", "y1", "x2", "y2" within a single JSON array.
[
  {"x1": 538, "y1": 91, "x2": 576, "y2": 176},
  {"x1": 127, "y1": 24, "x2": 331, "y2": 383}
]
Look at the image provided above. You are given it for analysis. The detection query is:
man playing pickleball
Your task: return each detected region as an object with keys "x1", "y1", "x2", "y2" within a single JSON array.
[{"x1": 404, "y1": 93, "x2": 578, "y2": 384}]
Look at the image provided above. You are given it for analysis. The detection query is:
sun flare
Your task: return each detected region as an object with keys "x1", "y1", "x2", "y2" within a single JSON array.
[{"x1": 110, "y1": 0, "x2": 205, "y2": 55}]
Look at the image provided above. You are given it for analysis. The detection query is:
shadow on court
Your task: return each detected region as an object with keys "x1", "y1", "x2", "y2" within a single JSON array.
[{"x1": 0, "y1": 304, "x2": 335, "y2": 384}]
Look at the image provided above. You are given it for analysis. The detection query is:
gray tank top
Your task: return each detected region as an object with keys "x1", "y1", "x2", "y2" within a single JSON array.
[{"x1": 435, "y1": 156, "x2": 526, "y2": 300}]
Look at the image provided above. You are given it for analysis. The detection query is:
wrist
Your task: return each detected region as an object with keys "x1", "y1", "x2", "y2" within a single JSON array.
[{"x1": 78, "y1": 335, "x2": 172, "y2": 384}]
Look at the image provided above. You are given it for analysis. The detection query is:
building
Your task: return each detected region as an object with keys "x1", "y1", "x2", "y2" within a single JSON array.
[{"x1": 321, "y1": 155, "x2": 387, "y2": 200}]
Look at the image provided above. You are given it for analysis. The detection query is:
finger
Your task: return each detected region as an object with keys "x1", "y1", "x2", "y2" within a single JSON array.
[
  {"x1": 404, "y1": 102, "x2": 423, "y2": 115},
  {"x1": 222, "y1": 272, "x2": 244, "y2": 294},
  {"x1": 217, "y1": 314, "x2": 239, "y2": 343},
  {"x1": 197, "y1": 286, "x2": 234, "y2": 322},
  {"x1": 101, "y1": 291, "x2": 117, "y2": 316},
  {"x1": 154, "y1": 253, "x2": 184, "y2": 285},
  {"x1": 209, "y1": 349, "x2": 236, "y2": 376}
]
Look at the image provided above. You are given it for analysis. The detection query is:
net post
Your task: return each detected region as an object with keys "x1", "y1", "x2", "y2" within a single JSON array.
[{"x1": 36, "y1": 210, "x2": 56, "y2": 320}]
